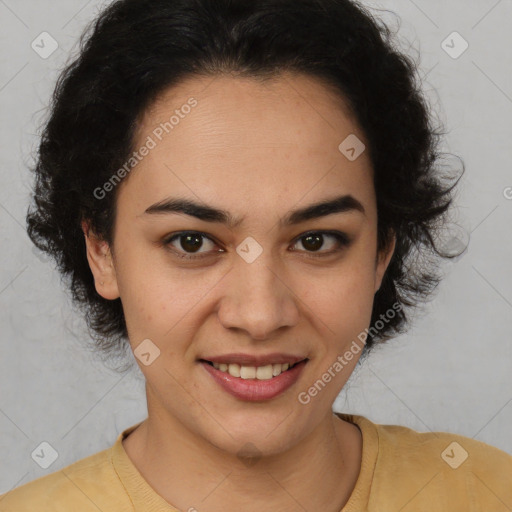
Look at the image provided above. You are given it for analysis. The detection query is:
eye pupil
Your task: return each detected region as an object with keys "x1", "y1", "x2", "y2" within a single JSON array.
[
  {"x1": 303, "y1": 234, "x2": 323, "y2": 252},
  {"x1": 181, "y1": 234, "x2": 202, "y2": 253}
]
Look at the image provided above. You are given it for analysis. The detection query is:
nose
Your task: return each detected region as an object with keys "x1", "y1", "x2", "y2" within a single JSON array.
[{"x1": 217, "y1": 253, "x2": 300, "y2": 340}]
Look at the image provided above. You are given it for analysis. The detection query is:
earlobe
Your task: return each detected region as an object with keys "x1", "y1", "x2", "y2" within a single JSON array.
[
  {"x1": 374, "y1": 231, "x2": 396, "y2": 294},
  {"x1": 81, "y1": 220, "x2": 120, "y2": 300}
]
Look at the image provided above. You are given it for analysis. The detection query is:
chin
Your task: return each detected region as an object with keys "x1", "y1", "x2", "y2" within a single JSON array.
[{"x1": 199, "y1": 409, "x2": 308, "y2": 459}]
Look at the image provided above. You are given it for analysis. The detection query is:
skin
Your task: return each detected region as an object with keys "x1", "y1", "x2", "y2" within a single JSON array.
[{"x1": 83, "y1": 71, "x2": 396, "y2": 512}]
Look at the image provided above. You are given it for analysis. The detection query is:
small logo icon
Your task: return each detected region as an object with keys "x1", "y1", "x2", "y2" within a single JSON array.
[
  {"x1": 237, "y1": 442, "x2": 262, "y2": 467},
  {"x1": 236, "y1": 236, "x2": 263, "y2": 263},
  {"x1": 31, "y1": 441, "x2": 59, "y2": 469},
  {"x1": 441, "y1": 441, "x2": 468, "y2": 469},
  {"x1": 338, "y1": 134, "x2": 365, "y2": 161},
  {"x1": 503, "y1": 187, "x2": 512, "y2": 200},
  {"x1": 440, "y1": 235, "x2": 468, "y2": 258},
  {"x1": 134, "y1": 338, "x2": 160, "y2": 366},
  {"x1": 31, "y1": 32, "x2": 58, "y2": 59},
  {"x1": 437, "y1": 224, "x2": 470, "y2": 263},
  {"x1": 441, "y1": 32, "x2": 469, "y2": 59}
]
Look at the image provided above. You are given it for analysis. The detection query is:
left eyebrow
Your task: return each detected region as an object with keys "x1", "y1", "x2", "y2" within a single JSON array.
[{"x1": 143, "y1": 194, "x2": 366, "y2": 228}]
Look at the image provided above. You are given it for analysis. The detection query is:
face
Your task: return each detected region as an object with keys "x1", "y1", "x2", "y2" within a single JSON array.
[{"x1": 85, "y1": 72, "x2": 395, "y2": 456}]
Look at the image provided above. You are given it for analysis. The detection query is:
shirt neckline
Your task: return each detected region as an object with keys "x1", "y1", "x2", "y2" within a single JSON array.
[
  {"x1": 335, "y1": 412, "x2": 379, "y2": 511},
  {"x1": 110, "y1": 412, "x2": 378, "y2": 511}
]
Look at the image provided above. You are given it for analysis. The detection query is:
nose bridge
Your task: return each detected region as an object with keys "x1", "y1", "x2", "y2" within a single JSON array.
[{"x1": 218, "y1": 247, "x2": 299, "y2": 339}]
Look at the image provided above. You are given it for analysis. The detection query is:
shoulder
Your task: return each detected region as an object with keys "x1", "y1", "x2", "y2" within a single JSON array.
[
  {"x1": 342, "y1": 414, "x2": 512, "y2": 510},
  {"x1": 377, "y1": 421, "x2": 512, "y2": 506},
  {"x1": 0, "y1": 445, "x2": 130, "y2": 511},
  {"x1": 374, "y1": 419, "x2": 512, "y2": 472}
]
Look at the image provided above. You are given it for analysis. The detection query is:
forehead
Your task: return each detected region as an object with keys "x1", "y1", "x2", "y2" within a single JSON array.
[
  {"x1": 118, "y1": 72, "x2": 374, "y2": 220},
  {"x1": 140, "y1": 71, "x2": 362, "y2": 155}
]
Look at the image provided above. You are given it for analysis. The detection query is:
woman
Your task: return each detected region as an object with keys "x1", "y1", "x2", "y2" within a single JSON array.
[{"x1": 1, "y1": 0, "x2": 510, "y2": 510}]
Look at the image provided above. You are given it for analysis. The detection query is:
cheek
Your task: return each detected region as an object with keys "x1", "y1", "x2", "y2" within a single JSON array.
[
  {"x1": 298, "y1": 256, "x2": 377, "y2": 345},
  {"x1": 310, "y1": 279, "x2": 374, "y2": 335},
  {"x1": 115, "y1": 252, "x2": 217, "y2": 342}
]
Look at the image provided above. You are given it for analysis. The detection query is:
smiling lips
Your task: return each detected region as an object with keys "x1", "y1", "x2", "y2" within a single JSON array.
[
  {"x1": 206, "y1": 361, "x2": 297, "y2": 380},
  {"x1": 200, "y1": 354, "x2": 308, "y2": 401}
]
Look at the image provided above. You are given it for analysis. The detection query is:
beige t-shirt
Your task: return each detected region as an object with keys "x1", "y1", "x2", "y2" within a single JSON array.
[{"x1": 1, "y1": 413, "x2": 511, "y2": 511}]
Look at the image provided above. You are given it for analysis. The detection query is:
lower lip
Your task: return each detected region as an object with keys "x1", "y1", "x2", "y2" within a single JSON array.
[{"x1": 201, "y1": 360, "x2": 307, "y2": 401}]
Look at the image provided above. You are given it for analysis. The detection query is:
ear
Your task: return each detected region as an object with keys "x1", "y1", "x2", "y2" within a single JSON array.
[
  {"x1": 81, "y1": 220, "x2": 120, "y2": 300},
  {"x1": 374, "y1": 230, "x2": 396, "y2": 294}
]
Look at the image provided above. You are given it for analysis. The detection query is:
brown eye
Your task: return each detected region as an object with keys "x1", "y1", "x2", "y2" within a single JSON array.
[
  {"x1": 291, "y1": 231, "x2": 350, "y2": 255},
  {"x1": 177, "y1": 233, "x2": 204, "y2": 253},
  {"x1": 163, "y1": 231, "x2": 220, "y2": 260},
  {"x1": 300, "y1": 233, "x2": 324, "y2": 252}
]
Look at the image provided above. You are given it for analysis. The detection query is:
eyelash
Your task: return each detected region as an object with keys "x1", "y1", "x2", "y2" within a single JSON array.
[{"x1": 162, "y1": 230, "x2": 351, "y2": 261}]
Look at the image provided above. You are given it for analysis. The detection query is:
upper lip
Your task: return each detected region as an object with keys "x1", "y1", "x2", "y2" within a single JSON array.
[{"x1": 200, "y1": 353, "x2": 307, "y2": 366}]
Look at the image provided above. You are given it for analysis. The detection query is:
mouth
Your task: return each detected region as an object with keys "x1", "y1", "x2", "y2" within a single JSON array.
[
  {"x1": 199, "y1": 357, "x2": 309, "y2": 401},
  {"x1": 200, "y1": 359, "x2": 307, "y2": 380}
]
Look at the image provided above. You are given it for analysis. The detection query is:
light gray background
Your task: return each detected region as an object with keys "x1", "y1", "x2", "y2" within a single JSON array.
[{"x1": 1, "y1": 0, "x2": 511, "y2": 494}]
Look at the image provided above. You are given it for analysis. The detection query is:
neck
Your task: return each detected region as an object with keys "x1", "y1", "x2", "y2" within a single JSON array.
[{"x1": 123, "y1": 403, "x2": 361, "y2": 512}]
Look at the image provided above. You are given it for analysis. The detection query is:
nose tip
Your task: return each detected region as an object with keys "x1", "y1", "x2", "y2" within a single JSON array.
[{"x1": 216, "y1": 257, "x2": 300, "y2": 340}]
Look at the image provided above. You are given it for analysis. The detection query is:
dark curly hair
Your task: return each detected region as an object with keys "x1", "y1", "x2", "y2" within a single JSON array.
[{"x1": 26, "y1": 0, "x2": 464, "y2": 372}]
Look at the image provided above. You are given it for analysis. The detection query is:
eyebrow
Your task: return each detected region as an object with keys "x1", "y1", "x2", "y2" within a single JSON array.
[{"x1": 143, "y1": 194, "x2": 365, "y2": 228}]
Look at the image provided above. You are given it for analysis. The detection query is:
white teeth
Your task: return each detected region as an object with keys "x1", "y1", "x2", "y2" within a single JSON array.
[
  {"x1": 228, "y1": 363, "x2": 241, "y2": 378},
  {"x1": 272, "y1": 364, "x2": 282, "y2": 377},
  {"x1": 240, "y1": 366, "x2": 256, "y2": 379},
  {"x1": 211, "y1": 361, "x2": 297, "y2": 380},
  {"x1": 256, "y1": 364, "x2": 274, "y2": 380}
]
